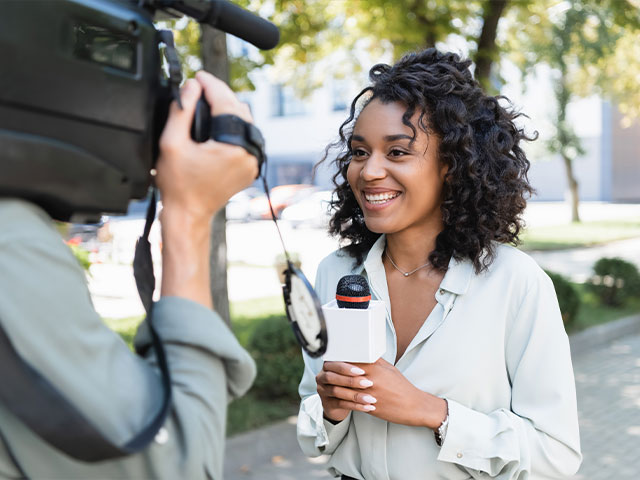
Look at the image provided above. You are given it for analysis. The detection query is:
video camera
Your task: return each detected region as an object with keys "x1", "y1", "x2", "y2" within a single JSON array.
[{"x1": 0, "y1": 0, "x2": 278, "y2": 222}]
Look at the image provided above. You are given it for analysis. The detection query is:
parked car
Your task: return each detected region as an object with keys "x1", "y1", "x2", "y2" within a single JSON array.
[
  {"x1": 226, "y1": 187, "x2": 262, "y2": 222},
  {"x1": 281, "y1": 190, "x2": 335, "y2": 228},
  {"x1": 249, "y1": 184, "x2": 316, "y2": 220}
]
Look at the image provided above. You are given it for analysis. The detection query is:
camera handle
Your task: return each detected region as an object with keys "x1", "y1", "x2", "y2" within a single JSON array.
[{"x1": 191, "y1": 96, "x2": 266, "y2": 178}]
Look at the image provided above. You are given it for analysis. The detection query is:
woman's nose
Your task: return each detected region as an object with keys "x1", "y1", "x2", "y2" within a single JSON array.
[{"x1": 360, "y1": 153, "x2": 386, "y2": 181}]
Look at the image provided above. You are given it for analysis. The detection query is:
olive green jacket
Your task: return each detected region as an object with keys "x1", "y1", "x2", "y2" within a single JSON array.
[{"x1": 0, "y1": 199, "x2": 256, "y2": 479}]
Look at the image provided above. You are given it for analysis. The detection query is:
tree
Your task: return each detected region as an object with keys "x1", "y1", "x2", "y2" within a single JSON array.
[
  {"x1": 226, "y1": 0, "x2": 520, "y2": 94},
  {"x1": 506, "y1": 0, "x2": 640, "y2": 222},
  {"x1": 201, "y1": 26, "x2": 233, "y2": 326}
]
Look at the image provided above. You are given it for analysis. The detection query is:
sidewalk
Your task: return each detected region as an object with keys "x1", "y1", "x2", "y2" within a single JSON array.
[{"x1": 223, "y1": 315, "x2": 640, "y2": 479}]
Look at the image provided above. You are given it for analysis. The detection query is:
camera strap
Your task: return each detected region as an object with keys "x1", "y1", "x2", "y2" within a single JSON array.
[{"x1": 0, "y1": 190, "x2": 172, "y2": 462}]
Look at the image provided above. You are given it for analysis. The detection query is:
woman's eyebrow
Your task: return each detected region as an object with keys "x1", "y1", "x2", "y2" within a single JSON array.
[
  {"x1": 351, "y1": 134, "x2": 412, "y2": 142},
  {"x1": 384, "y1": 134, "x2": 412, "y2": 142}
]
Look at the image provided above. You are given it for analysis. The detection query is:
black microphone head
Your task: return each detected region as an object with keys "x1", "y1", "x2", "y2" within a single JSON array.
[{"x1": 336, "y1": 275, "x2": 371, "y2": 309}]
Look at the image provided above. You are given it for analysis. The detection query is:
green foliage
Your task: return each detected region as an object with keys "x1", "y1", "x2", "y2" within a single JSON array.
[
  {"x1": 587, "y1": 257, "x2": 640, "y2": 307},
  {"x1": 103, "y1": 315, "x2": 145, "y2": 351},
  {"x1": 68, "y1": 244, "x2": 91, "y2": 272},
  {"x1": 545, "y1": 270, "x2": 580, "y2": 325},
  {"x1": 227, "y1": 393, "x2": 297, "y2": 436},
  {"x1": 248, "y1": 315, "x2": 304, "y2": 400},
  {"x1": 232, "y1": 0, "x2": 518, "y2": 95},
  {"x1": 569, "y1": 282, "x2": 640, "y2": 333}
]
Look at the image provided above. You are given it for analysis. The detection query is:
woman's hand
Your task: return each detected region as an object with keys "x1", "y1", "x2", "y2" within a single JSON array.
[
  {"x1": 316, "y1": 361, "x2": 378, "y2": 423},
  {"x1": 351, "y1": 358, "x2": 447, "y2": 429}
]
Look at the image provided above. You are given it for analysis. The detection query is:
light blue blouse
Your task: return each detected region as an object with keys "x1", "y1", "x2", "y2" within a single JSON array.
[{"x1": 297, "y1": 235, "x2": 582, "y2": 479}]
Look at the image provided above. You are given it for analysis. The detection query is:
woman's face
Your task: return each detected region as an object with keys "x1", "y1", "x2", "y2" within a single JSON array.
[{"x1": 347, "y1": 98, "x2": 447, "y2": 236}]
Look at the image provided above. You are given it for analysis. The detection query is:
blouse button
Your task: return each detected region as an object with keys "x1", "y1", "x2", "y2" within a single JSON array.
[
  {"x1": 439, "y1": 289, "x2": 445, "y2": 295},
  {"x1": 154, "y1": 427, "x2": 169, "y2": 445},
  {"x1": 456, "y1": 452, "x2": 463, "y2": 459}
]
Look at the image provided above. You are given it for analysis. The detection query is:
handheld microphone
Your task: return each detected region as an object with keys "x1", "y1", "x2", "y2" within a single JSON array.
[
  {"x1": 336, "y1": 275, "x2": 371, "y2": 309},
  {"x1": 324, "y1": 274, "x2": 385, "y2": 362}
]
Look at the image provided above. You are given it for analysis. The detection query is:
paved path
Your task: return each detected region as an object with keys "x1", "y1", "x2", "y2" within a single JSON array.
[
  {"x1": 223, "y1": 324, "x2": 640, "y2": 479},
  {"x1": 573, "y1": 331, "x2": 640, "y2": 479}
]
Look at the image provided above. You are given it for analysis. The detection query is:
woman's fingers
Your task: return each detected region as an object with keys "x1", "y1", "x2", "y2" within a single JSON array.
[
  {"x1": 317, "y1": 369, "x2": 373, "y2": 389},
  {"x1": 335, "y1": 399, "x2": 377, "y2": 413},
  {"x1": 318, "y1": 384, "x2": 377, "y2": 405},
  {"x1": 323, "y1": 361, "x2": 366, "y2": 376}
]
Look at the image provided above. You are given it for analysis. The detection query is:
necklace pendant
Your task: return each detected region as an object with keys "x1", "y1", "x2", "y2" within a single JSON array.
[{"x1": 403, "y1": 272, "x2": 409, "y2": 277}]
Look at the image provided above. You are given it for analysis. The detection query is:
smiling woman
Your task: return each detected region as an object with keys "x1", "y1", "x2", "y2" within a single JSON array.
[{"x1": 296, "y1": 49, "x2": 582, "y2": 480}]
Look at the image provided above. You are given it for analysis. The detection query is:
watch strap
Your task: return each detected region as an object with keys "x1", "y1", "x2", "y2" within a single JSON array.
[
  {"x1": 210, "y1": 114, "x2": 265, "y2": 178},
  {"x1": 434, "y1": 399, "x2": 449, "y2": 447}
]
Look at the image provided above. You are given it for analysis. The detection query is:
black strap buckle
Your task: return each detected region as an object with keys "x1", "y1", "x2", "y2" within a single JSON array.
[{"x1": 191, "y1": 96, "x2": 265, "y2": 179}]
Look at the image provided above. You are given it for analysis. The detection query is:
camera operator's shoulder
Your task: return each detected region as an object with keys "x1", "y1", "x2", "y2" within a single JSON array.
[
  {"x1": 0, "y1": 198, "x2": 60, "y2": 245},
  {"x1": 314, "y1": 248, "x2": 359, "y2": 303}
]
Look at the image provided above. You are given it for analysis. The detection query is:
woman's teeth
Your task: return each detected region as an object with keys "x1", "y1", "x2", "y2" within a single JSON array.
[{"x1": 365, "y1": 192, "x2": 400, "y2": 204}]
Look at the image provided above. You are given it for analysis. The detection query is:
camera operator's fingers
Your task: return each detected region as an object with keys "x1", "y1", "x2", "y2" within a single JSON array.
[
  {"x1": 195, "y1": 71, "x2": 253, "y2": 123},
  {"x1": 161, "y1": 79, "x2": 202, "y2": 147}
]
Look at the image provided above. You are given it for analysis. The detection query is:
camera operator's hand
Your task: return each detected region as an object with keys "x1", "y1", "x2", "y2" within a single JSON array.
[
  {"x1": 156, "y1": 72, "x2": 257, "y2": 220},
  {"x1": 156, "y1": 72, "x2": 258, "y2": 309}
]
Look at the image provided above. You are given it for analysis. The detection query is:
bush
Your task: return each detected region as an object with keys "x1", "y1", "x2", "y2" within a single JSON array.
[
  {"x1": 587, "y1": 257, "x2": 640, "y2": 306},
  {"x1": 545, "y1": 270, "x2": 580, "y2": 326},
  {"x1": 248, "y1": 315, "x2": 304, "y2": 400}
]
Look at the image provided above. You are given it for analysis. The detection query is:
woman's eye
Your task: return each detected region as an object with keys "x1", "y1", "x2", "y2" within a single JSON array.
[
  {"x1": 389, "y1": 149, "x2": 407, "y2": 157},
  {"x1": 352, "y1": 148, "x2": 369, "y2": 158}
]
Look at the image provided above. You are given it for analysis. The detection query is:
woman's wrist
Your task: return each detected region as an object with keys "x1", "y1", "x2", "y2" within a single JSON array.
[{"x1": 415, "y1": 391, "x2": 448, "y2": 430}]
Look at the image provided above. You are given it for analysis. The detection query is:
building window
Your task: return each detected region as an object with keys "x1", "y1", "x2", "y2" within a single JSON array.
[{"x1": 272, "y1": 84, "x2": 306, "y2": 117}]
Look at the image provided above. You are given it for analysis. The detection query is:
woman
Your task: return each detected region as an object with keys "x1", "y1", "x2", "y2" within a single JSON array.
[{"x1": 297, "y1": 49, "x2": 582, "y2": 479}]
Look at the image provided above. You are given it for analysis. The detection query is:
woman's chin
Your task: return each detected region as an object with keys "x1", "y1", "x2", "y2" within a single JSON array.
[{"x1": 363, "y1": 218, "x2": 397, "y2": 235}]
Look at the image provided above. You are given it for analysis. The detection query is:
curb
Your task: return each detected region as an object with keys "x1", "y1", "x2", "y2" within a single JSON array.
[{"x1": 569, "y1": 314, "x2": 640, "y2": 357}]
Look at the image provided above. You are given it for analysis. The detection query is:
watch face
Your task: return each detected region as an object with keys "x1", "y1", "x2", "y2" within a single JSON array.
[{"x1": 283, "y1": 265, "x2": 327, "y2": 357}]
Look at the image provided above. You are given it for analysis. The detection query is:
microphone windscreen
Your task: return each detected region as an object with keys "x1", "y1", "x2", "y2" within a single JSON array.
[{"x1": 336, "y1": 275, "x2": 371, "y2": 309}]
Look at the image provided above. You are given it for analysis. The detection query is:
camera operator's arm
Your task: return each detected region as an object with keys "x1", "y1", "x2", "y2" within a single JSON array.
[
  {"x1": 0, "y1": 72, "x2": 258, "y2": 480},
  {"x1": 156, "y1": 72, "x2": 258, "y2": 308}
]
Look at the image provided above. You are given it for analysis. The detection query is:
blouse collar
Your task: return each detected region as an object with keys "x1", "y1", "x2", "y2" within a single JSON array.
[{"x1": 361, "y1": 234, "x2": 473, "y2": 296}]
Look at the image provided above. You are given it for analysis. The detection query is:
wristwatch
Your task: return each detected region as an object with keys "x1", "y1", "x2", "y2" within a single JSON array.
[{"x1": 434, "y1": 399, "x2": 449, "y2": 447}]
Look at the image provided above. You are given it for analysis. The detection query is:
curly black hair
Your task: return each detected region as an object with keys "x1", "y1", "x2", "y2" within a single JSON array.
[{"x1": 321, "y1": 48, "x2": 536, "y2": 273}]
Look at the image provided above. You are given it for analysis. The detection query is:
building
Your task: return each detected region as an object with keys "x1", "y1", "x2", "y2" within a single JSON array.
[{"x1": 235, "y1": 44, "x2": 639, "y2": 202}]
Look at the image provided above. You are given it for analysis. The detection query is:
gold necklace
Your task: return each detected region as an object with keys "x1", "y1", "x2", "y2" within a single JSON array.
[{"x1": 384, "y1": 249, "x2": 431, "y2": 277}]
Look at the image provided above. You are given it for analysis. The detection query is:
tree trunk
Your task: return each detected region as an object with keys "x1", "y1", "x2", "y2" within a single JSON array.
[
  {"x1": 201, "y1": 25, "x2": 232, "y2": 326},
  {"x1": 562, "y1": 154, "x2": 581, "y2": 222},
  {"x1": 474, "y1": 0, "x2": 509, "y2": 92}
]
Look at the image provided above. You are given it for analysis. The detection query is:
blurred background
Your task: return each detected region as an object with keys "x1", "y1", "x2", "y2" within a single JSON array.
[{"x1": 60, "y1": 1, "x2": 640, "y2": 478}]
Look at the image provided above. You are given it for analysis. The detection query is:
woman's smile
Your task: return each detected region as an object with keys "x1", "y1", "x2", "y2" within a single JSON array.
[{"x1": 362, "y1": 189, "x2": 402, "y2": 209}]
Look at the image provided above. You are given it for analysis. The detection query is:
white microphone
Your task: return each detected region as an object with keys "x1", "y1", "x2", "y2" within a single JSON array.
[{"x1": 322, "y1": 274, "x2": 386, "y2": 363}]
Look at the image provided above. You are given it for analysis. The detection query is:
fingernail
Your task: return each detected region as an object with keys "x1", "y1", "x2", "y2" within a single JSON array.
[
  {"x1": 362, "y1": 395, "x2": 377, "y2": 404},
  {"x1": 351, "y1": 367, "x2": 365, "y2": 375},
  {"x1": 363, "y1": 405, "x2": 376, "y2": 411},
  {"x1": 360, "y1": 379, "x2": 374, "y2": 387}
]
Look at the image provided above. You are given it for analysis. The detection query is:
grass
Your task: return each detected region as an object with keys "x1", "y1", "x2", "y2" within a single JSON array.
[
  {"x1": 567, "y1": 283, "x2": 640, "y2": 334},
  {"x1": 520, "y1": 219, "x2": 640, "y2": 251}
]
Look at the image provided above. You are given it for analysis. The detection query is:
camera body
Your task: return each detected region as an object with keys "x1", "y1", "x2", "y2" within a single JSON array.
[
  {"x1": 0, "y1": 0, "x2": 278, "y2": 222},
  {"x1": 0, "y1": 0, "x2": 166, "y2": 222}
]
